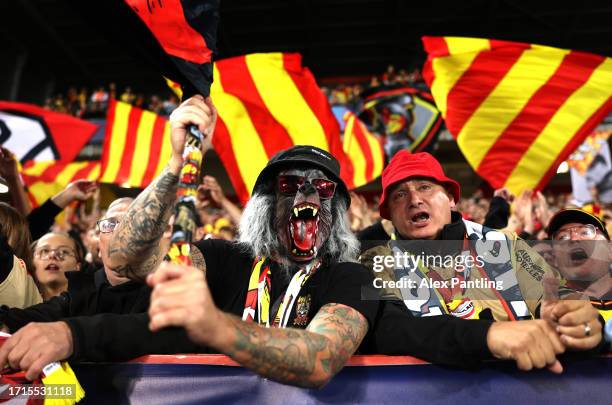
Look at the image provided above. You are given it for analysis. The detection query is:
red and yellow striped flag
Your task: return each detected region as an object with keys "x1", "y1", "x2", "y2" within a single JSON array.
[
  {"x1": 422, "y1": 36, "x2": 612, "y2": 194},
  {"x1": 342, "y1": 111, "x2": 384, "y2": 187},
  {"x1": 211, "y1": 53, "x2": 355, "y2": 204},
  {"x1": 99, "y1": 100, "x2": 172, "y2": 188},
  {"x1": 20, "y1": 160, "x2": 101, "y2": 208}
]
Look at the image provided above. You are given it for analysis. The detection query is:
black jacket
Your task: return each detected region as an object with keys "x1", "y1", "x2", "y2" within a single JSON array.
[{"x1": 0, "y1": 269, "x2": 201, "y2": 362}]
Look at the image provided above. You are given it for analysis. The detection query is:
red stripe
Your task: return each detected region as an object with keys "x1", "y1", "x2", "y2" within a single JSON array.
[
  {"x1": 126, "y1": 354, "x2": 430, "y2": 366},
  {"x1": 477, "y1": 52, "x2": 607, "y2": 186},
  {"x1": 281, "y1": 53, "x2": 355, "y2": 189},
  {"x1": 70, "y1": 161, "x2": 99, "y2": 182},
  {"x1": 421, "y1": 37, "x2": 449, "y2": 88},
  {"x1": 535, "y1": 96, "x2": 612, "y2": 191},
  {"x1": 350, "y1": 115, "x2": 375, "y2": 180},
  {"x1": 140, "y1": 116, "x2": 167, "y2": 186},
  {"x1": 281, "y1": 54, "x2": 340, "y2": 149},
  {"x1": 212, "y1": 118, "x2": 250, "y2": 204},
  {"x1": 100, "y1": 99, "x2": 118, "y2": 177},
  {"x1": 216, "y1": 56, "x2": 294, "y2": 158},
  {"x1": 445, "y1": 46, "x2": 527, "y2": 137},
  {"x1": 422, "y1": 36, "x2": 450, "y2": 58},
  {"x1": 114, "y1": 106, "x2": 143, "y2": 184},
  {"x1": 38, "y1": 161, "x2": 69, "y2": 182}
]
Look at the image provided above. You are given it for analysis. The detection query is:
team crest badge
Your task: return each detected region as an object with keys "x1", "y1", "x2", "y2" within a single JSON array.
[{"x1": 293, "y1": 295, "x2": 311, "y2": 326}]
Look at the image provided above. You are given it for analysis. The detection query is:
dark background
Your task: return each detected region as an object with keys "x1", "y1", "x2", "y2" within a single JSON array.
[{"x1": 1, "y1": 0, "x2": 611, "y2": 103}]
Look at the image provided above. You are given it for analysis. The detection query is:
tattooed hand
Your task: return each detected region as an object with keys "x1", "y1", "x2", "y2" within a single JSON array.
[
  {"x1": 148, "y1": 261, "x2": 368, "y2": 388},
  {"x1": 148, "y1": 261, "x2": 222, "y2": 345},
  {"x1": 169, "y1": 95, "x2": 217, "y2": 173}
]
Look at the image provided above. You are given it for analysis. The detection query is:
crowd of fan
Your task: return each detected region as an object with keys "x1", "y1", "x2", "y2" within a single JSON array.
[
  {"x1": 2, "y1": 137, "x2": 608, "y2": 307},
  {"x1": 43, "y1": 83, "x2": 179, "y2": 119},
  {"x1": 321, "y1": 64, "x2": 427, "y2": 111}
]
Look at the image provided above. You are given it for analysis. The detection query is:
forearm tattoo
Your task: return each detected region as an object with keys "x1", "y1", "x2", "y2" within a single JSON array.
[
  {"x1": 221, "y1": 303, "x2": 368, "y2": 388},
  {"x1": 107, "y1": 167, "x2": 178, "y2": 280}
]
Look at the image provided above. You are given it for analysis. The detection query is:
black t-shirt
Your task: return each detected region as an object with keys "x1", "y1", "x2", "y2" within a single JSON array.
[{"x1": 193, "y1": 239, "x2": 378, "y2": 330}]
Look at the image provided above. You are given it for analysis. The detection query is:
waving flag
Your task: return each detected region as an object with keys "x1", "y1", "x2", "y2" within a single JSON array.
[
  {"x1": 20, "y1": 160, "x2": 101, "y2": 207},
  {"x1": 99, "y1": 100, "x2": 171, "y2": 188},
  {"x1": 422, "y1": 36, "x2": 612, "y2": 194},
  {"x1": 0, "y1": 101, "x2": 97, "y2": 163},
  {"x1": 342, "y1": 111, "x2": 385, "y2": 187},
  {"x1": 123, "y1": 0, "x2": 219, "y2": 97},
  {"x1": 211, "y1": 53, "x2": 355, "y2": 204},
  {"x1": 358, "y1": 86, "x2": 442, "y2": 158}
]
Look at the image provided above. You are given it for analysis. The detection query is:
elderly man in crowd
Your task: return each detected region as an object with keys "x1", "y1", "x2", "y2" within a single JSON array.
[
  {"x1": 361, "y1": 151, "x2": 604, "y2": 372},
  {"x1": 0, "y1": 197, "x2": 186, "y2": 379}
]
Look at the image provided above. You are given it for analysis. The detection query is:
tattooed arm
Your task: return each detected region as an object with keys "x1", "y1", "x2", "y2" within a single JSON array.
[
  {"x1": 148, "y1": 262, "x2": 368, "y2": 388},
  {"x1": 106, "y1": 167, "x2": 179, "y2": 280},
  {"x1": 106, "y1": 96, "x2": 217, "y2": 280}
]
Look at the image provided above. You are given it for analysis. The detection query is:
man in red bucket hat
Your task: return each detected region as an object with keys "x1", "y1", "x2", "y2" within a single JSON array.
[
  {"x1": 361, "y1": 151, "x2": 604, "y2": 372},
  {"x1": 378, "y1": 151, "x2": 461, "y2": 240}
]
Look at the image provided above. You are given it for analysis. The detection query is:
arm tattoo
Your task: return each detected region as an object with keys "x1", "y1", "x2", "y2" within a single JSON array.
[
  {"x1": 190, "y1": 246, "x2": 206, "y2": 272},
  {"x1": 107, "y1": 166, "x2": 178, "y2": 280},
  {"x1": 219, "y1": 303, "x2": 368, "y2": 388}
]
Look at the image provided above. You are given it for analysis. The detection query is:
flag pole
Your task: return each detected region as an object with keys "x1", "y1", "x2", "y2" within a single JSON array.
[{"x1": 167, "y1": 125, "x2": 206, "y2": 265}]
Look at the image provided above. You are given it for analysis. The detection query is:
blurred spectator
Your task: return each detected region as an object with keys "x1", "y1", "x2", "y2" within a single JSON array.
[
  {"x1": 0, "y1": 221, "x2": 42, "y2": 308},
  {"x1": 32, "y1": 232, "x2": 83, "y2": 301},
  {"x1": 0, "y1": 146, "x2": 32, "y2": 216},
  {"x1": 120, "y1": 86, "x2": 135, "y2": 104},
  {"x1": 0, "y1": 202, "x2": 34, "y2": 272}
]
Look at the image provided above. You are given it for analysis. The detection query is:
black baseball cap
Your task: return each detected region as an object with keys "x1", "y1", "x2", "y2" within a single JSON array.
[
  {"x1": 252, "y1": 145, "x2": 350, "y2": 205},
  {"x1": 547, "y1": 208, "x2": 609, "y2": 239}
]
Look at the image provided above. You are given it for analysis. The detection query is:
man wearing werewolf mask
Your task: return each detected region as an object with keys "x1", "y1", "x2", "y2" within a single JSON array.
[{"x1": 104, "y1": 96, "x2": 378, "y2": 388}]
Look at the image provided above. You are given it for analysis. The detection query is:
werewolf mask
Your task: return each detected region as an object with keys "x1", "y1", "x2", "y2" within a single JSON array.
[{"x1": 274, "y1": 168, "x2": 334, "y2": 263}]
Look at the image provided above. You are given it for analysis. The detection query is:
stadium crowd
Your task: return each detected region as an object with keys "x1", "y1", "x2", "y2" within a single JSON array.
[{"x1": 0, "y1": 94, "x2": 609, "y2": 389}]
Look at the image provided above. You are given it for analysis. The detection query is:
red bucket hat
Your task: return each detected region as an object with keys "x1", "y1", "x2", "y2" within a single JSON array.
[{"x1": 379, "y1": 151, "x2": 461, "y2": 219}]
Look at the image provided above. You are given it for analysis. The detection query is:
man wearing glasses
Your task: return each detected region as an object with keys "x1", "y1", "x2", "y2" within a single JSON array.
[
  {"x1": 548, "y1": 208, "x2": 612, "y2": 322},
  {"x1": 0, "y1": 198, "x2": 178, "y2": 380}
]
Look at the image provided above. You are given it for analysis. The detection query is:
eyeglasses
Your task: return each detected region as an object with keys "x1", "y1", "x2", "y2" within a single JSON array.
[
  {"x1": 553, "y1": 224, "x2": 598, "y2": 241},
  {"x1": 34, "y1": 247, "x2": 75, "y2": 260},
  {"x1": 277, "y1": 175, "x2": 336, "y2": 199},
  {"x1": 96, "y1": 218, "x2": 121, "y2": 234}
]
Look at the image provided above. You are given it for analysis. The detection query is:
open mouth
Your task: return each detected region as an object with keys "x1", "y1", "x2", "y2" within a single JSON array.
[
  {"x1": 45, "y1": 263, "x2": 60, "y2": 272},
  {"x1": 288, "y1": 202, "x2": 320, "y2": 260},
  {"x1": 569, "y1": 248, "x2": 588, "y2": 265},
  {"x1": 410, "y1": 211, "x2": 430, "y2": 226}
]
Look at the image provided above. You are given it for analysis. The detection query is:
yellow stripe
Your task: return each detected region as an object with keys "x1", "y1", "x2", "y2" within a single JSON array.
[
  {"x1": 100, "y1": 102, "x2": 131, "y2": 183},
  {"x1": 153, "y1": 123, "x2": 173, "y2": 181},
  {"x1": 430, "y1": 38, "x2": 490, "y2": 117},
  {"x1": 245, "y1": 53, "x2": 329, "y2": 150},
  {"x1": 211, "y1": 64, "x2": 269, "y2": 193},
  {"x1": 57, "y1": 162, "x2": 90, "y2": 185},
  {"x1": 28, "y1": 181, "x2": 62, "y2": 206},
  {"x1": 343, "y1": 114, "x2": 367, "y2": 187},
  {"x1": 364, "y1": 129, "x2": 384, "y2": 179},
  {"x1": 445, "y1": 37, "x2": 491, "y2": 55},
  {"x1": 21, "y1": 161, "x2": 55, "y2": 177},
  {"x1": 27, "y1": 162, "x2": 88, "y2": 210},
  {"x1": 87, "y1": 163, "x2": 101, "y2": 181},
  {"x1": 457, "y1": 46, "x2": 569, "y2": 169},
  {"x1": 505, "y1": 58, "x2": 612, "y2": 194},
  {"x1": 128, "y1": 110, "x2": 156, "y2": 187}
]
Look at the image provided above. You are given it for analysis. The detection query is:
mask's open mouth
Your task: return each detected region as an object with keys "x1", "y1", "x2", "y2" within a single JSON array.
[{"x1": 288, "y1": 202, "x2": 320, "y2": 261}]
